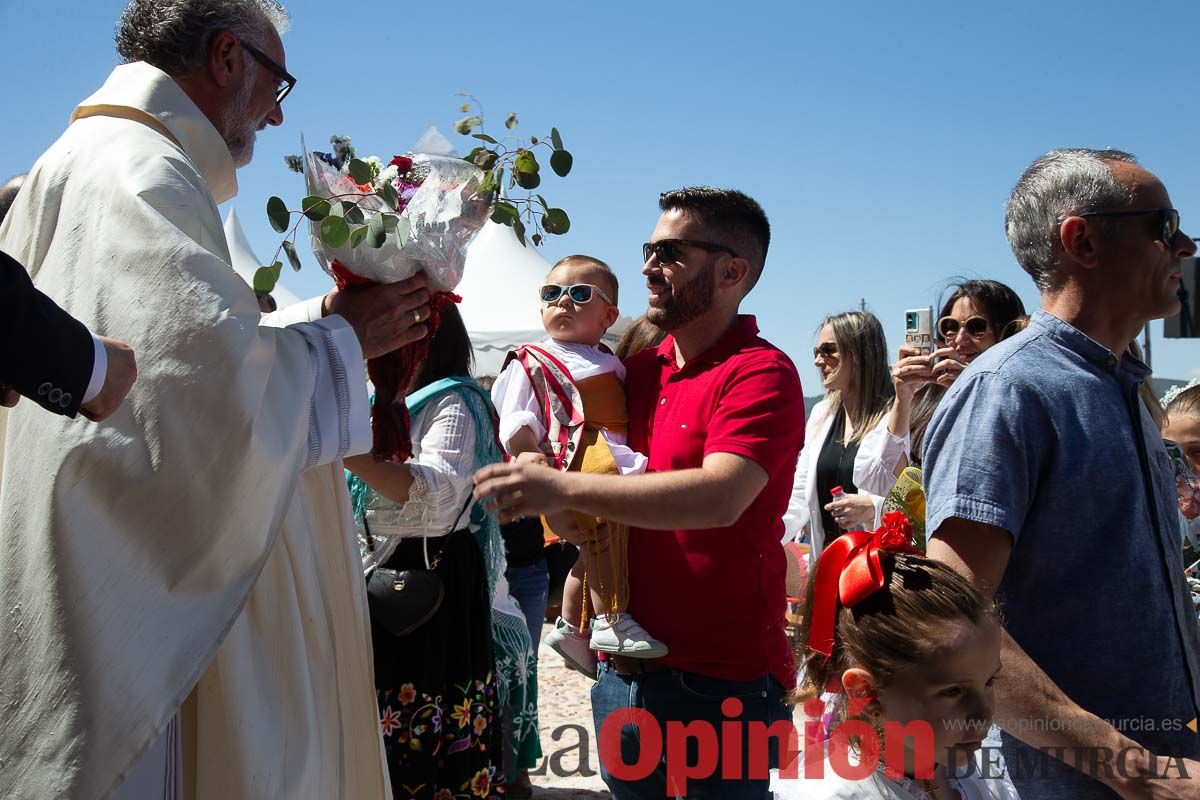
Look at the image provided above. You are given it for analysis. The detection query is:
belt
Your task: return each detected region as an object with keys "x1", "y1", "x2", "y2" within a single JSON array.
[{"x1": 609, "y1": 655, "x2": 671, "y2": 676}]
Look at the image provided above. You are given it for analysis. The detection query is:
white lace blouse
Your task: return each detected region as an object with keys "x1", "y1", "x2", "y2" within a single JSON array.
[{"x1": 357, "y1": 391, "x2": 482, "y2": 571}]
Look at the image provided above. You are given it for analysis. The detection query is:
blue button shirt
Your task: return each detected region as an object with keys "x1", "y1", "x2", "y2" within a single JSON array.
[{"x1": 925, "y1": 310, "x2": 1200, "y2": 799}]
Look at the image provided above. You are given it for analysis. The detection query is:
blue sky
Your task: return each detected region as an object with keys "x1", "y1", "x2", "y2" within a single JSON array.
[{"x1": 2, "y1": 0, "x2": 1197, "y2": 390}]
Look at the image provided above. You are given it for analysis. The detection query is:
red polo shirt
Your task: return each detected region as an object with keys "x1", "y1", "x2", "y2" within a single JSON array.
[{"x1": 623, "y1": 315, "x2": 805, "y2": 689}]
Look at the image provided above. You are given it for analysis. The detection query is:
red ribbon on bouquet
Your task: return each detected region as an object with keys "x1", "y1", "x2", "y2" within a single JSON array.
[
  {"x1": 331, "y1": 259, "x2": 461, "y2": 463},
  {"x1": 807, "y1": 512, "x2": 920, "y2": 660}
]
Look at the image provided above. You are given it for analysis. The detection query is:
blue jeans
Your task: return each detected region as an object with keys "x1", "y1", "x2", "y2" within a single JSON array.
[
  {"x1": 505, "y1": 559, "x2": 549, "y2": 654},
  {"x1": 590, "y1": 660, "x2": 791, "y2": 800}
]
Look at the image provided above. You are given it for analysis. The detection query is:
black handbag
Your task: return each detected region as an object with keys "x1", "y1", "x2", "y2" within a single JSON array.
[{"x1": 363, "y1": 493, "x2": 473, "y2": 638}]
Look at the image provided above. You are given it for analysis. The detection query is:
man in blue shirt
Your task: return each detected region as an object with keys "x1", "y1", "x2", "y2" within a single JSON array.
[{"x1": 925, "y1": 148, "x2": 1200, "y2": 800}]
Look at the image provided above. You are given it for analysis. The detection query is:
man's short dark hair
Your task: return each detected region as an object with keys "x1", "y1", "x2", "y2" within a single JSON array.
[
  {"x1": 0, "y1": 174, "x2": 26, "y2": 226},
  {"x1": 658, "y1": 187, "x2": 770, "y2": 293}
]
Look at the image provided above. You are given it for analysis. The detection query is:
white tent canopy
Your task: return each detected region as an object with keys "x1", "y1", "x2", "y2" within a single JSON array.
[
  {"x1": 459, "y1": 220, "x2": 630, "y2": 377},
  {"x1": 223, "y1": 208, "x2": 302, "y2": 308}
]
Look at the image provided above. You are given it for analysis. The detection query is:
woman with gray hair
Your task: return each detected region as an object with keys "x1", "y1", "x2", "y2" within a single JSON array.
[{"x1": 782, "y1": 311, "x2": 907, "y2": 565}]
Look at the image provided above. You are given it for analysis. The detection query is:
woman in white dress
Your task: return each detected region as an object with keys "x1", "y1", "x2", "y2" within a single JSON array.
[{"x1": 772, "y1": 517, "x2": 1020, "y2": 800}]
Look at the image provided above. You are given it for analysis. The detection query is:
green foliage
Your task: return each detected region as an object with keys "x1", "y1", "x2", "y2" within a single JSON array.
[
  {"x1": 281, "y1": 240, "x2": 302, "y2": 271},
  {"x1": 543, "y1": 208, "x2": 570, "y2": 235},
  {"x1": 347, "y1": 158, "x2": 373, "y2": 185},
  {"x1": 550, "y1": 150, "x2": 573, "y2": 177},
  {"x1": 266, "y1": 197, "x2": 289, "y2": 233},
  {"x1": 301, "y1": 195, "x2": 330, "y2": 221},
  {"x1": 254, "y1": 261, "x2": 282, "y2": 293},
  {"x1": 320, "y1": 216, "x2": 350, "y2": 249}
]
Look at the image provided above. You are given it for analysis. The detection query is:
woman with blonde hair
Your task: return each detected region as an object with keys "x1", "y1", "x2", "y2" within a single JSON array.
[{"x1": 783, "y1": 311, "x2": 907, "y2": 564}]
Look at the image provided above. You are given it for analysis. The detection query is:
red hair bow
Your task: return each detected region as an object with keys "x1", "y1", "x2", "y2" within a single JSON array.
[{"x1": 807, "y1": 512, "x2": 919, "y2": 659}]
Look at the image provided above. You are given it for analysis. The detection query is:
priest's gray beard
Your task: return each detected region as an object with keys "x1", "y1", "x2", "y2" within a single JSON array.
[{"x1": 223, "y1": 63, "x2": 259, "y2": 168}]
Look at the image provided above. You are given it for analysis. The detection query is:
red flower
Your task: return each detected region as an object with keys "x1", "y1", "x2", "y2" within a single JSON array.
[
  {"x1": 876, "y1": 511, "x2": 913, "y2": 550},
  {"x1": 389, "y1": 155, "x2": 413, "y2": 174}
]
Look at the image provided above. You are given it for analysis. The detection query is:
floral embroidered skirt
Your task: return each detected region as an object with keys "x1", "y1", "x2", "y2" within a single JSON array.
[{"x1": 371, "y1": 529, "x2": 505, "y2": 800}]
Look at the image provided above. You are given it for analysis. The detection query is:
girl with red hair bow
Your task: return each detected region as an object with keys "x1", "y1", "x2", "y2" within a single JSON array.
[{"x1": 773, "y1": 514, "x2": 1019, "y2": 800}]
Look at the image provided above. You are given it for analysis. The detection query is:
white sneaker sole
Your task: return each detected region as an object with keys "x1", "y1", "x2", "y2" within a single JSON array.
[{"x1": 545, "y1": 637, "x2": 597, "y2": 680}]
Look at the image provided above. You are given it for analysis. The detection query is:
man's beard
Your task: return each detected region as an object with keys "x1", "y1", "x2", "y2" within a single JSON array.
[
  {"x1": 645, "y1": 261, "x2": 716, "y2": 331},
  {"x1": 222, "y1": 66, "x2": 260, "y2": 168}
]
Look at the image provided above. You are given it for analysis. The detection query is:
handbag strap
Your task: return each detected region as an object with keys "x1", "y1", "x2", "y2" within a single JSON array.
[{"x1": 363, "y1": 488, "x2": 477, "y2": 570}]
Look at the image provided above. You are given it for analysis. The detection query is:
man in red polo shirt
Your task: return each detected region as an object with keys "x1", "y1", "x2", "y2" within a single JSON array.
[{"x1": 475, "y1": 187, "x2": 805, "y2": 799}]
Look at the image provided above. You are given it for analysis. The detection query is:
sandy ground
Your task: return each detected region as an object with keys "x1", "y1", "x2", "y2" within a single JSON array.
[{"x1": 526, "y1": 622, "x2": 611, "y2": 798}]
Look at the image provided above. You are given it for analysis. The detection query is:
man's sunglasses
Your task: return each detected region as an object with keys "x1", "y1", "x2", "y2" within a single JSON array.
[
  {"x1": 937, "y1": 315, "x2": 991, "y2": 340},
  {"x1": 643, "y1": 239, "x2": 738, "y2": 266},
  {"x1": 539, "y1": 283, "x2": 613, "y2": 305},
  {"x1": 1077, "y1": 207, "x2": 1181, "y2": 248},
  {"x1": 241, "y1": 40, "x2": 296, "y2": 105},
  {"x1": 812, "y1": 342, "x2": 839, "y2": 360}
]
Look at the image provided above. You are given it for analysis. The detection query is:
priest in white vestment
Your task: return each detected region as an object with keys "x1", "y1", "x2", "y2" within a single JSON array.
[{"x1": 0, "y1": 2, "x2": 430, "y2": 797}]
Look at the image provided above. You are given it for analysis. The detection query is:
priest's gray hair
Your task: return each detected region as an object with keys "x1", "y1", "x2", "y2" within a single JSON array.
[
  {"x1": 115, "y1": 0, "x2": 290, "y2": 78},
  {"x1": 1004, "y1": 147, "x2": 1137, "y2": 293}
]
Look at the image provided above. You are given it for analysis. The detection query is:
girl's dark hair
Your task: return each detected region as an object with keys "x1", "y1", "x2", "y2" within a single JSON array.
[
  {"x1": 794, "y1": 552, "x2": 997, "y2": 706},
  {"x1": 410, "y1": 304, "x2": 473, "y2": 391},
  {"x1": 909, "y1": 279, "x2": 1027, "y2": 463},
  {"x1": 936, "y1": 279, "x2": 1026, "y2": 342}
]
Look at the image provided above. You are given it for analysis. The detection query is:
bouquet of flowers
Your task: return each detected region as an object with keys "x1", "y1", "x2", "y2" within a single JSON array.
[
  {"x1": 882, "y1": 466, "x2": 927, "y2": 551},
  {"x1": 260, "y1": 103, "x2": 575, "y2": 461}
]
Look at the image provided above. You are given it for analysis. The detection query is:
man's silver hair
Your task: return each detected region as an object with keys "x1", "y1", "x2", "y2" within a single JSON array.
[
  {"x1": 115, "y1": 0, "x2": 290, "y2": 78},
  {"x1": 1004, "y1": 147, "x2": 1138, "y2": 293}
]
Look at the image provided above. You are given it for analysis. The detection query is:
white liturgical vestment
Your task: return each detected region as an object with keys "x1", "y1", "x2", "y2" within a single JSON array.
[{"x1": 0, "y1": 62, "x2": 389, "y2": 799}]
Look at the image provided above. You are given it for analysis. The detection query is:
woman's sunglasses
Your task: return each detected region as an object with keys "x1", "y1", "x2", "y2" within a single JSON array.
[
  {"x1": 937, "y1": 315, "x2": 991, "y2": 340},
  {"x1": 539, "y1": 283, "x2": 613, "y2": 305},
  {"x1": 812, "y1": 343, "x2": 839, "y2": 360},
  {"x1": 643, "y1": 239, "x2": 738, "y2": 266}
]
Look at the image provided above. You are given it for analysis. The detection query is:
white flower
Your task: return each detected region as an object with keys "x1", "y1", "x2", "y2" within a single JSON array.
[{"x1": 374, "y1": 165, "x2": 399, "y2": 192}]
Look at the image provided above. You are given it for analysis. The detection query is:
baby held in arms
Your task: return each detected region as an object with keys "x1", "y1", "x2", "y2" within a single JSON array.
[
  {"x1": 490, "y1": 255, "x2": 667, "y2": 677},
  {"x1": 774, "y1": 514, "x2": 1017, "y2": 799}
]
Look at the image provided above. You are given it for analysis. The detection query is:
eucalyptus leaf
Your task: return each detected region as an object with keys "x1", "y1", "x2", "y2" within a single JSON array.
[
  {"x1": 300, "y1": 196, "x2": 330, "y2": 221},
  {"x1": 513, "y1": 219, "x2": 527, "y2": 247},
  {"x1": 505, "y1": 113, "x2": 519, "y2": 129},
  {"x1": 394, "y1": 216, "x2": 412, "y2": 247},
  {"x1": 536, "y1": 194, "x2": 550, "y2": 212},
  {"x1": 380, "y1": 181, "x2": 399, "y2": 211},
  {"x1": 472, "y1": 149, "x2": 498, "y2": 170},
  {"x1": 473, "y1": 133, "x2": 499, "y2": 144},
  {"x1": 550, "y1": 149, "x2": 573, "y2": 177},
  {"x1": 281, "y1": 240, "x2": 302, "y2": 271},
  {"x1": 367, "y1": 214, "x2": 386, "y2": 248},
  {"x1": 543, "y1": 208, "x2": 571, "y2": 234},
  {"x1": 515, "y1": 170, "x2": 541, "y2": 190},
  {"x1": 349, "y1": 225, "x2": 369, "y2": 248},
  {"x1": 532, "y1": 233, "x2": 543, "y2": 246},
  {"x1": 347, "y1": 158, "x2": 373, "y2": 185},
  {"x1": 253, "y1": 262, "x2": 282, "y2": 293},
  {"x1": 266, "y1": 196, "x2": 289, "y2": 233},
  {"x1": 343, "y1": 204, "x2": 366, "y2": 225},
  {"x1": 320, "y1": 216, "x2": 350, "y2": 249},
  {"x1": 514, "y1": 150, "x2": 539, "y2": 175},
  {"x1": 381, "y1": 214, "x2": 399, "y2": 233},
  {"x1": 454, "y1": 115, "x2": 482, "y2": 135},
  {"x1": 550, "y1": 127, "x2": 564, "y2": 151},
  {"x1": 490, "y1": 202, "x2": 519, "y2": 226}
]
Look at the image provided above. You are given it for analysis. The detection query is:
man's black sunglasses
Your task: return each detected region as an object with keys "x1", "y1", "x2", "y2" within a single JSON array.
[
  {"x1": 1077, "y1": 207, "x2": 1181, "y2": 248},
  {"x1": 643, "y1": 239, "x2": 738, "y2": 266},
  {"x1": 241, "y1": 40, "x2": 296, "y2": 105}
]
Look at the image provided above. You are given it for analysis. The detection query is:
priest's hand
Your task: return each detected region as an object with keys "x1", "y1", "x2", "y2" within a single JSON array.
[
  {"x1": 80, "y1": 336, "x2": 137, "y2": 422},
  {"x1": 323, "y1": 273, "x2": 432, "y2": 359},
  {"x1": 474, "y1": 461, "x2": 571, "y2": 524}
]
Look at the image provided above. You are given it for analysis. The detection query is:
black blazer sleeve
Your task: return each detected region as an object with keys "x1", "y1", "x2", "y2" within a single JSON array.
[{"x1": 0, "y1": 250, "x2": 94, "y2": 417}]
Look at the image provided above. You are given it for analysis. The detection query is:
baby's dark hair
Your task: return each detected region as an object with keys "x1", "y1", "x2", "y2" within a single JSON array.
[
  {"x1": 794, "y1": 552, "x2": 998, "y2": 705},
  {"x1": 549, "y1": 255, "x2": 619, "y2": 306}
]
